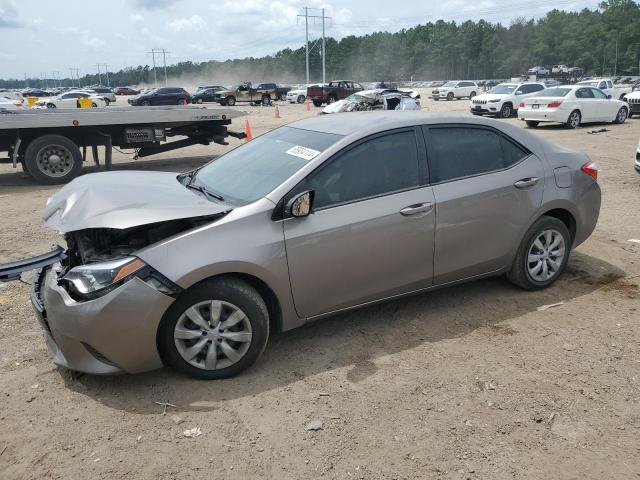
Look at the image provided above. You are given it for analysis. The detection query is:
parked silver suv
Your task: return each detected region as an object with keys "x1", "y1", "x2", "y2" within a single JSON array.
[{"x1": 1, "y1": 112, "x2": 601, "y2": 379}]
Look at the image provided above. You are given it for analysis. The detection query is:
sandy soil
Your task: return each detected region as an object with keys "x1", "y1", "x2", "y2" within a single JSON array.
[{"x1": 0, "y1": 96, "x2": 639, "y2": 480}]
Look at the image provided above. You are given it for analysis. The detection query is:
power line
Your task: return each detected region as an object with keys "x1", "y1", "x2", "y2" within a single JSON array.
[{"x1": 297, "y1": 7, "x2": 331, "y2": 84}]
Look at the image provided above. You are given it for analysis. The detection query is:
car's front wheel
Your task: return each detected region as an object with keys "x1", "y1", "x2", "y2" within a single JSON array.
[
  {"x1": 507, "y1": 216, "x2": 571, "y2": 290},
  {"x1": 613, "y1": 106, "x2": 628, "y2": 124},
  {"x1": 499, "y1": 103, "x2": 512, "y2": 118},
  {"x1": 157, "y1": 278, "x2": 269, "y2": 379}
]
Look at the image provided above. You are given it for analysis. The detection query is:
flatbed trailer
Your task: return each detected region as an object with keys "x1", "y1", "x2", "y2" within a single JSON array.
[{"x1": 0, "y1": 105, "x2": 245, "y2": 184}]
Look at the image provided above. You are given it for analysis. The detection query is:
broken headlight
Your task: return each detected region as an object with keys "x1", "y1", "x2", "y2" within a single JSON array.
[{"x1": 62, "y1": 257, "x2": 146, "y2": 298}]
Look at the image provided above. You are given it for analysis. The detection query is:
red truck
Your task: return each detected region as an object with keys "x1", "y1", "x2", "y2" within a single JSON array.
[{"x1": 307, "y1": 80, "x2": 364, "y2": 107}]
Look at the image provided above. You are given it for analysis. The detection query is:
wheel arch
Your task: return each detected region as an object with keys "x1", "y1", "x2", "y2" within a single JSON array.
[
  {"x1": 540, "y1": 208, "x2": 576, "y2": 241},
  {"x1": 176, "y1": 271, "x2": 285, "y2": 334}
]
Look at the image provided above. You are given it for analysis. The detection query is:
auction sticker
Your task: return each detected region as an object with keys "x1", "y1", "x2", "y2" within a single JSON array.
[{"x1": 286, "y1": 145, "x2": 321, "y2": 161}]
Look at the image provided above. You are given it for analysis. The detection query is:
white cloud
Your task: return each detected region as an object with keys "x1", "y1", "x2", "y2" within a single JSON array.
[
  {"x1": 0, "y1": 0, "x2": 22, "y2": 28},
  {"x1": 169, "y1": 14, "x2": 207, "y2": 33}
]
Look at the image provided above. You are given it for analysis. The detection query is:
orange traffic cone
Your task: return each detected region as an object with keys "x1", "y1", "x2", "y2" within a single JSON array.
[
  {"x1": 305, "y1": 98, "x2": 311, "y2": 111},
  {"x1": 274, "y1": 104, "x2": 281, "y2": 119},
  {"x1": 244, "y1": 118, "x2": 253, "y2": 142}
]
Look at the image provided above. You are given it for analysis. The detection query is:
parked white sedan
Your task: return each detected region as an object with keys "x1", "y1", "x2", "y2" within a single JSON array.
[
  {"x1": 34, "y1": 91, "x2": 107, "y2": 109},
  {"x1": 518, "y1": 85, "x2": 629, "y2": 128},
  {"x1": 0, "y1": 97, "x2": 23, "y2": 111}
]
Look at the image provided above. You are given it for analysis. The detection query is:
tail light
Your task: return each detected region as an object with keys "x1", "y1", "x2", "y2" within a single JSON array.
[
  {"x1": 518, "y1": 102, "x2": 525, "y2": 108},
  {"x1": 548, "y1": 101, "x2": 562, "y2": 108},
  {"x1": 581, "y1": 160, "x2": 598, "y2": 180}
]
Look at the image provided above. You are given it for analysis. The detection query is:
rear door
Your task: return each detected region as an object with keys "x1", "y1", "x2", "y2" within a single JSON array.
[
  {"x1": 283, "y1": 128, "x2": 436, "y2": 318},
  {"x1": 575, "y1": 87, "x2": 597, "y2": 121},
  {"x1": 423, "y1": 125, "x2": 544, "y2": 285}
]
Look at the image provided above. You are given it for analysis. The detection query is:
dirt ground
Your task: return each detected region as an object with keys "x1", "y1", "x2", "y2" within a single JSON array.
[{"x1": 0, "y1": 96, "x2": 639, "y2": 480}]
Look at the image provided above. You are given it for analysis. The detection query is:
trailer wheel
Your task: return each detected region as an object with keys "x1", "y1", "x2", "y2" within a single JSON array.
[{"x1": 24, "y1": 135, "x2": 83, "y2": 185}]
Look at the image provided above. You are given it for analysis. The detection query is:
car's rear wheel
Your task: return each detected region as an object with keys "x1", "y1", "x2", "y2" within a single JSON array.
[
  {"x1": 614, "y1": 106, "x2": 628, "y2": 124},
  {"x1": 500, "y1": 103, "x2": 512, "y2": 118},
  {"x1": 312, "y1": 99, "x2": 323, "y2": 107},
  {"x1": 526, "y1": 121, "x2": 540, "y2": 128},
  {"x1": 327, "y1": 95, "x2": 337, "y2": 104},
  {"x1": 507, "y1": 216, "x2": 571, "y2": 290},
  {"x1": 470, "y1": 91, "x2": 477, "y2": 98},
  {"x1": 566, "y1": 110, "x2": 581, "y2": 128},
  {"x1": 23, "y1": 134, "x2": 83, "y2": 185},
  {"x1": 178, "y1": 98, "x2": 188, "y2": 105},
  {"x1": 158, "y1": 278, "x2": 269, "y2": 379}
]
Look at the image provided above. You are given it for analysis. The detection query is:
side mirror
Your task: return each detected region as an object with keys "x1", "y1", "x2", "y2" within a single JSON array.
[
  {"x1": 287, "y1": 191, "x2": 314, "y2": 218},
  {"x1": 515, "y1": 91, "x2": 523, "y2": 95}
]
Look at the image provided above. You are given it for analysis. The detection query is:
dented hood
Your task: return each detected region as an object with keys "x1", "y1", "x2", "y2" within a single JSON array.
[{"x1": 43, "y1": 171, "x2": 230, "y2": 232}]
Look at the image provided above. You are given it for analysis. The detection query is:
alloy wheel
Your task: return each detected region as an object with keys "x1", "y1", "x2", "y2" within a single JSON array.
[
  {"x1": 174, "y1": 300, "x2": 253, "y2": 371},
  {"x1": 526, "y1": 229, "x2": 565, "y2": 282},
  {"x1": 616, "y1": 107, "x2": 627, "y2": 123}
]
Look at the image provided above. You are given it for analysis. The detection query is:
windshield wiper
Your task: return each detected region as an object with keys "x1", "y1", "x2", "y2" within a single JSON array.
[{"x1": 186, "y1": 183, "x2": 225, "y2": 202}]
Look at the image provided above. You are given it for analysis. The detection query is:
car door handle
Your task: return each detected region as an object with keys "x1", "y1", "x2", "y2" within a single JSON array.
[
  {"x1": 400, "y1": 203, "x2": 433, "y2": 216},
  {"x1": 514, "y1": 177, "x2": 540, "y2": 189}
]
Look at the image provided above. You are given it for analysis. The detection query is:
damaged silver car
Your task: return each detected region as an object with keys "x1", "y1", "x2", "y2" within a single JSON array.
[
  {"x1": 322, "y1": 89, "x2": 421, "y2": 114},
  {"x1": 1, "y1": 112, "x2": 601, "y2": 379}
]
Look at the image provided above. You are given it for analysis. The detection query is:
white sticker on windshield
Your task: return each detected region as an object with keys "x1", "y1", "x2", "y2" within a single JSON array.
[{"x1": 286, "y1": 145, "x2": 321, "y2": 161}]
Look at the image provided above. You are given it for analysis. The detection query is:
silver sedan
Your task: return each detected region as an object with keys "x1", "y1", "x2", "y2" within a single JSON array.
[{"x1": 1, "y1": 112, "x2": 601, "y2": 379}]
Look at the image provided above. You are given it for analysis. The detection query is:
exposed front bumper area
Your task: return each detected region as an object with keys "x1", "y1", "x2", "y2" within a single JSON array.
[{"x1": 32, "y1": 266, "x2": 174, "y2": 375}]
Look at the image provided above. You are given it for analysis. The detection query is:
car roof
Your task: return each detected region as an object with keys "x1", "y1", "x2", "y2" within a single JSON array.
[{"x1": 288, "y1": 111, "x2": 510, "y2": 136}]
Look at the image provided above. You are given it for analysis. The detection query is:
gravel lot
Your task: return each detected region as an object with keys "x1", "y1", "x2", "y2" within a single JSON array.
[{"x1": 0, "y1": 96, "x2": 639, "y2": 479}]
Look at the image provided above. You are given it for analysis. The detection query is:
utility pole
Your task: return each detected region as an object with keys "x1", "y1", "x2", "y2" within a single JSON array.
[
  {"x1": 150, "y1": 50, "x2": 158, "y2": 86},
  {"x1": 614, "y1": 37, "x2": 618, "y2": 77},
  {"x1": 96, "y1": 64, "x2": 102, "y2": 85},
  {"x1": 297, "y1": 8, "x2": 330, "y2": 84},
  {"x1": 162, "y1": 49, "x2": 167, "y2": 85},
  {"x1": 24, "y1": 73, "x2": 28, "y2": 88},
  {"x1": 69, "y1": 68, "x2": 75, "y2": 87}
]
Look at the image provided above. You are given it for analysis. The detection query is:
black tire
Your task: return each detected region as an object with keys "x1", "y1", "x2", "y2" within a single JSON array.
[
  {"x1": 104, "y1": 99, "x2": 110, "y2": 107},
  {"x1": 499, "y1": 103, "x2": 513, "y2": 118},
  {"x1": 226, "y1": 96, "x2": 236, "y2": 107},
  {"x1": 91, "y1": 102, "x2": 97, "y2": 108},
  {"x1": 46, "y1": 103, "x2": 56, "y2": 109},
  {"x1": 469, "y1": 91, "x2": 477, "y2": 98},
  {"x1": 141, "y1": 100, "x2": 151, "y2": 106},
  {"x1": 23, "y1": 134, "x2": 83, "y2": 185},
  {"x1": 220, "y1": 99, "x2": 227, "y2": 106},
  {"x1": 262, "y1": 95, "x2": 271, "y2": 106},
  {"x1": 507, "y1": 216, "x2": 571, "y2": 290},
  {"x1": 613, "y1": 106, "x2": 628, "y2": 124},
  {"x1": 297, "y1": 95, "x2": 305, "y2": 104},
  {"x1": 279, "y1": 93, "x2": 287, "y2": 101},
  {"x1": 327, "y1": 95, "x2": 337, "y2": 104},
  {"x1": 312, "y1": 99, "x2": 323, "y2": 107},
  {"x1": 447, "y1": 92, "x2": 454, "y2": 101},
  {"x1": 526, "y1": 121, "x2": 540, "y2": 128},
  {"x1": 157, "y1": 277, "x2": 269, "y2": 380},
  {"x1": 566, "y1": 110, "x2": 581, "y2": 129},
  {"x1": 196, "y1": 98, "x2": 203, "y2": 104}
]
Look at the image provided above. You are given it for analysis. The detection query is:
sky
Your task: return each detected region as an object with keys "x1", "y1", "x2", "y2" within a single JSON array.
[{"x1": 0, "y1": 0, "x2": 602, "y2": 80}]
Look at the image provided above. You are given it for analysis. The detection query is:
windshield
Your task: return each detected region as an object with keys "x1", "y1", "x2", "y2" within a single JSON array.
[
  {"x1": 536, "y1": 88, "x2": 572, "y2": 97},
  {"x1": 578, "y1": 81, "x2": 598, "y2": 87},
  {"x1": 489, "y1": 85, "x2": 517, "y2": 94},
  {"x1": 442, "y1": 81, "x2": 457, "y2": 88},
  {"x1": 194, "y1": 126, "x2": 343, "y2": 205}
]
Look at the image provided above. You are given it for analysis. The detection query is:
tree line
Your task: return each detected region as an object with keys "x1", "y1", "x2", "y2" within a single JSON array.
[{"x1": 2, "y1": 0, "x2": 639, "y2": 89}]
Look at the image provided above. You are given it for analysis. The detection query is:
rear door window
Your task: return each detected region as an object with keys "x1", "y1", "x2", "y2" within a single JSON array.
[{"x1": 424, "y1": 126, "x2": 529, "y2": 183}]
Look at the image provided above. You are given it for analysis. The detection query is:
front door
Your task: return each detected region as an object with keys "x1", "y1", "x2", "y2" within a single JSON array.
[
  {"x1": 423, "y1": 125, "x2": 544, "y2": 285},
  {"x1": 283, "y1": 128, "x2": 435, "y2": 318}
]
